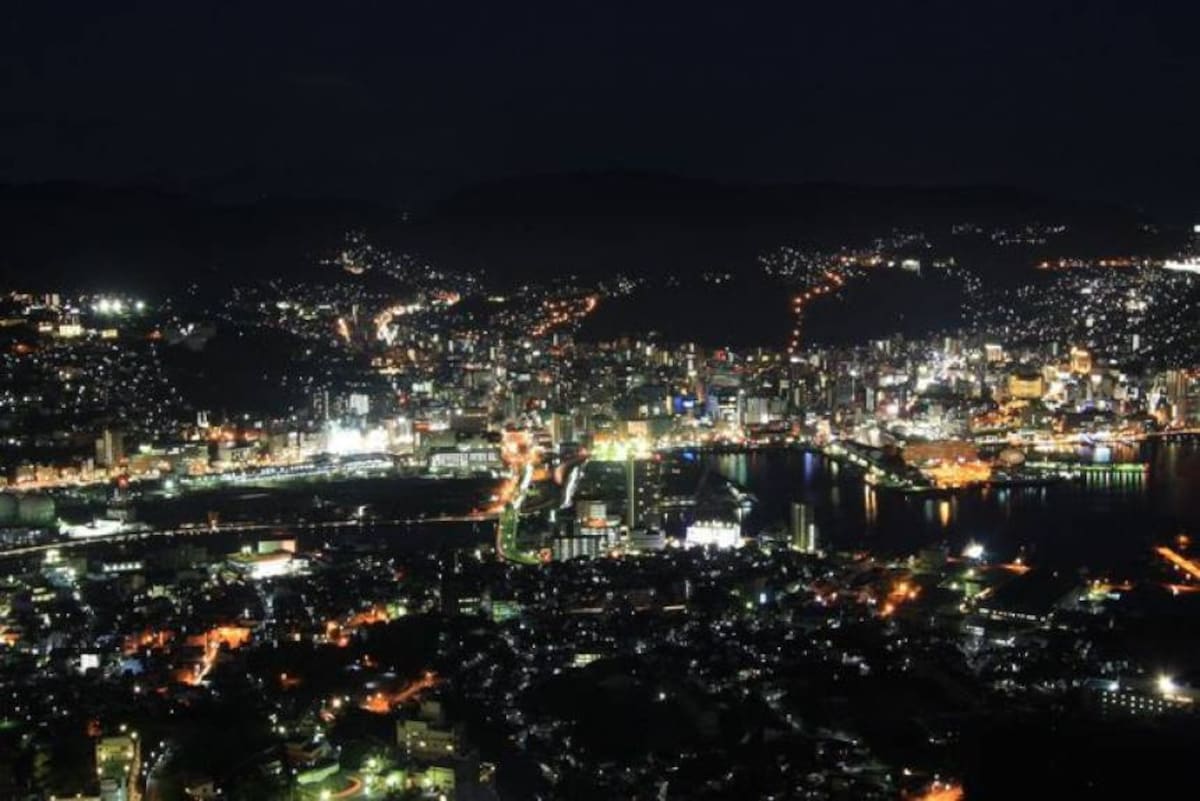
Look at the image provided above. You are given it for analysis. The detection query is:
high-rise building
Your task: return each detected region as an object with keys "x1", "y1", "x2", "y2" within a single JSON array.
[
  {"x1": 1069, "y1": 346, "x2": 1092, "y2": 374},
  {"x1": 348, "y1": 392, "x2": 371, "y2": 417},
  {"x1": 790, "y1": 502, "x2": 818, "y2": 553},
  {"x1": 552, "y1": 534, "x2": 605, "y2": 561},
  {"x1": 1164, "y1": 369, "x2": 1198, "y2": 426},
  {"x1": 626, "y1": 456, "x2": 663, "y2": 530},
  {"x1": 559, "y1": 499, "x2": 621, "y2": 560},
  {"x1": 742, "y1": 396, "x2": 772, "y2": 426},
  {"x1": 549, "y1": 411, "x2": 574, "y2": 446},
  {"x1": 94, "y1": 429, "x2": 125, "y2": 468}
]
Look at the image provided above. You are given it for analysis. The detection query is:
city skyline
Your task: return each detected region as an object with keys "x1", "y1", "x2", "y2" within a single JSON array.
[{"x1": 3, "y1": 4, "x2": 1200, "y2": 801}]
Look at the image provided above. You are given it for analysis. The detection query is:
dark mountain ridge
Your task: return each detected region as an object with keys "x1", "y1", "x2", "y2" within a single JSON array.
[
  {"x1": 402, "y1": 171, "x2": 1148, "y2": 284},
  {"x1": 0, "y1": 174, "x2": 1151, "y2": 292}
]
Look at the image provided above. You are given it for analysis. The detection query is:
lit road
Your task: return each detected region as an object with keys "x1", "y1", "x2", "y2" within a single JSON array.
[
  {"x1": 143, "y1": 742, "x2": 172, "y2": 801},
  {"x1": 495, "y1": 463, "x2": 543, "y2": 565},
  {"x1": 331, "y1": 775, "x2": 363, "y2": 799},
  {"x1": 361, "y1": 672, "x2": 439, "y2": 713},
  {"x1": 493, "y1": 431, "x2": 550, "y2": 565},
  {"x1": 128, "y1": 738, "x2": 143, "y2": 801},
  {"x1": 789, "y1": 269, "x2": 845, "y2": 353},
  {"x1": 1155, "y1": 546, "x2": 1200, "y2": 581}
]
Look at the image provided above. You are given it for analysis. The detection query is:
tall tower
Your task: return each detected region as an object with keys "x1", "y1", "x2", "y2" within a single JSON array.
[
  {"x1": 626, "y1": 455, "x2": 662, "y2": 530},
  {"x1": 790, "y1": 501, "x2": 818, "y2": 553},
  {"x1": 626, "y1": 454, "x2": 636, "y2": 530},
  {"x1": 94, "y1": 429, "x2": 125, "y2": 468},
  {"x1": 789, "y1": 293, "x2": 804, "y2": 360},
  {"x1": 1165, "y1": 369, "x2": 1190, "y2": 425}
]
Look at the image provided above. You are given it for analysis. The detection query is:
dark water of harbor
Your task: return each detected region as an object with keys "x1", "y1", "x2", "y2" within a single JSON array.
[
  {"x1": 707, "y1": 441, "x2": 1200, "y2": 574},
  {"x1": 132, "y1": 475, "x2": 500, "y2": 529},
  {"x1": 115, "y1": 476, "x2": 500, "y2": 557}
]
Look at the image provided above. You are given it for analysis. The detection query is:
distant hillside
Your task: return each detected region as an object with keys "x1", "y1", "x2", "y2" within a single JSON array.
[
  {"x1": 0, "y1": 183, "x2": 394, "y2": 295},
  {"x1": 0, "y1": 174, "x2": 1153, "y2": 293},
  {"x1": 399, "y1": 171, "x2": 1150, "y2": 284}
]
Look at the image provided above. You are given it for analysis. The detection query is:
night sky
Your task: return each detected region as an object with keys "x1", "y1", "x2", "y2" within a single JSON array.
[{"x1": 3, "y1": 1, "x2": 1198, "y2": 212}]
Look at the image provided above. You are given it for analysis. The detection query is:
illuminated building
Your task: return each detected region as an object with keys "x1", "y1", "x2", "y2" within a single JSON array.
[
  {"x1": 325, "y1": 421, "x2": 391, "y2": 456},
  {"x1": 56, "y1": 318, "x2": 84, "y2": 338},
  {"x1": 1164, "y1": 369, "x2": 1199, "y2": 425},
  {"x1": 976, "y1": 570, "x2": 1073, "y2": 624},
  {"x1": 450, "y1": 408, "x2": 489, "y2": 434},
  {"x1": 686, "y1": 520, "x2": 741, "y2": 549},
  {"x1": 399, "y1": 715, "x2": 460, "y2": 761},
  {"x1": 905, "y1": 440, "x2": 978, "y2": 464},
  {"x1": 98, "y1": 559, "x2": 144, "y2": 574},
  {"x1": 742, "y1": 396, "x2": 773, "y2": 426},
  {"x1": 388, "y1": 416, "x2": 416, "y2": 452},
  {"x1": 1007, "y1": 370, "x2": 1045, "y2": 400},
  {"x1": 554, "y1": 499, "x2": 620, "y2": 560},
  {"x1": 790, "y1": 501, "x2": 818, "y2": 553},
  {"x1": 226, "y1": 548, "x2": 298, "y2": 580},
  {"x1": 626, "y1": 456, "x2": 662, "y2": 529},
  {"x1": 627, "y1": 527, "x2": 666, "y2": 551},
  {"x1": 1163, "y1": 259, "x2": 1200, "y2": 273},
  {"x1": 551, "y1": 535, "x2": 604, "y2": 561},
  {"x1": 589, "y1": 436, "x2": 651, "y2": 462},
  {"x1": 95, "y1": 734, "x2": 139, "y2": 801},
  {"x1": 94, "y1": 428, "x2": 125, "y2": 468},
  {"x1": 549, "y1": 411, "x2": 575, "y2": 445},
  {"x1": 1069, "y1": 346, "x2": 1092, "y2": 374},
  {"x1": 427, "y1": 443, "x2": 503, "y2": 475},
  {"x1": 707, "y1": 385, "x2": 743, "y2": 424},
  {"x1": 347, "y1": 392, "x2": 371, "y2": 416},
  {"x1": 1095, "y1": 677, "x2": 1198, "y2": 718},
  {"x1": 1163, "y1": 224, "x2": 1200, "y2": 273}
]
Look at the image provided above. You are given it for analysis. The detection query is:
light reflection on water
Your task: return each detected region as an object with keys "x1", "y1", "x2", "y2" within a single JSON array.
[{"x1": 707, "y1": 441, "x2": 1200, "y2": 572}]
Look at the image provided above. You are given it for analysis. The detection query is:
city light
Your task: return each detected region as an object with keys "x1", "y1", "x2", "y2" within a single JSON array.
[{"x1": 0, "y1": 87, "x2": 1196, "y2": 800}]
